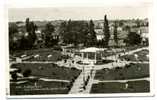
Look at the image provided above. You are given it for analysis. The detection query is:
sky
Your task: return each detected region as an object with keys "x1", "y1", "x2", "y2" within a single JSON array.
[{"x1": 9, "y1": 6, "x2": 151, "y2": 22}]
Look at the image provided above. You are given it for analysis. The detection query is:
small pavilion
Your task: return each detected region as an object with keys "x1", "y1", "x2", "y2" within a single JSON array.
[{"x1": 79, "y1": 47, "x2": 106, "y2": 64}]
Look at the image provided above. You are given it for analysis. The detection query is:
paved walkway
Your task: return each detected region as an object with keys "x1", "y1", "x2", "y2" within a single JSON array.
[
  {"x1": 93, "y1": 77, "x2": 149, "y2": 84},
  {"x1": 69, "y1": 65, "x2": 94, "y2": 94},
  {"x1": 68, "y1": 71, "x2": 85, "y2": 94}
]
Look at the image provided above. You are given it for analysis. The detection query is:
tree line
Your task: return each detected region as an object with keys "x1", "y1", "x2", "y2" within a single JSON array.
[{"x1": 9, "y1": 15, "x2": 144, "y2": 53}]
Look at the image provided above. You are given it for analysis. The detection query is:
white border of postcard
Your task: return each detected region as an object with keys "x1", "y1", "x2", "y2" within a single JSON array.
[{"x1": 6, "y1": 0, "x2": 156, "y2": 99}]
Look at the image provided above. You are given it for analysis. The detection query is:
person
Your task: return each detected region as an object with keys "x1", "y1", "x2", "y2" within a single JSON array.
[
  {"x1": 90, "y1": 69, "x2": 93, "y2": 77},
  {"x1": 64, "y1": 59, "x2": 67, "y2": 63},
  {"x1": 72, "y1": 60, "x2": 74, "y2": 64},
  {"x1": 124, "y1": 49, "x2": 125, "y2": 54}
]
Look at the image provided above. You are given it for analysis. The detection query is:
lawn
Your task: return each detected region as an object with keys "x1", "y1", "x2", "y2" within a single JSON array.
[
  {"x1": 11, "y1": 63, "x2": 81, "y2": 81},
  {"x1": 10, "y1": 48, "x2": 70, "y2": 62},
  {"x1": 135, "y1": 49, "x2": 149, "y2": 61},
  {"x1": 12, "y1": 48, "x2": 55, "y2": 57},
  {"x1": 123, "y1": 45, "x2": 145, "y2": 52},
  {"x1": 24, "y1": 53, "x2": 69, "y2": 62},
  {"x1": 10, "y1": 79, "x2": 70, "y2": 95},
  {"x1": 10, "y1": 63, "x2": 81, "y2": 95},
  {"x1": 95, "y1": 63, "x2": 149, "y2": 80},
  {"x1": 90, "y1": 80, "x2": 150, "y2": 93},
  {"x1": 120, "y1": 49, "x2": 149, "y2": 61}
]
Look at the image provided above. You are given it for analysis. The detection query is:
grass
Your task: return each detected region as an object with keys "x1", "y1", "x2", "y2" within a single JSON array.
[
  {"x1": 11, "y1": 63, "x2": 81, "y2": 81},
  {"x1": 135, "y1": 49, "x2": 149, "y2": 61},
  {"x1": 10, "y1": 79, "x2": 70, "y2": 95},
  {"x1": 95, "y1": 63, "x2": 149, "y2": 80},
  {"x1": 124, "y1": 45, "x2": 144, "y2": 52},
  {"x1": 11, "y1": 48, "x2": 70, "y2": 62},
  {"x1": 120, "y1": 49, "x2": 149, "y2": 61},
  {"x1": 12, "y1": 48, "x2": 54, "y2": 57},
  {"x1": 24, "y1": 54, "x2": 70, "y2": 62},
  {"x1": 90, "y1": 80, "x2": 150, "y2": 93},
  {"x1": 10, "y1": 63, "x2": 81, "y2": 95}
]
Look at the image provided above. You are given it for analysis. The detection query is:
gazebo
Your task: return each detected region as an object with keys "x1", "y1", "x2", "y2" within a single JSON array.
[
  {"x1": 79, "y1": 47, "x2": 106, "y2": 86},
  {"x1": 79, "y1": 47, "x2": 106, "y2": 64}
]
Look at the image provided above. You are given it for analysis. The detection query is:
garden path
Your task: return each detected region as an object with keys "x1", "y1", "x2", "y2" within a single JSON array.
[{"x1": 93, "y1": 77, "x2": 149, "y2": 84}]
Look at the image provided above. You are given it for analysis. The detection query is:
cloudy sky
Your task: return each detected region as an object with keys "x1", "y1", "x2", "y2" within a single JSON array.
[{"x1": 9, "y1": 6, "x2": 151, "y2": 22}]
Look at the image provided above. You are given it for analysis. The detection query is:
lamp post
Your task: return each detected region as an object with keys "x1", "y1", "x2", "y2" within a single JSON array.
[{"x1": 83, "y1": 65, "x2": 85, "y2": 85}]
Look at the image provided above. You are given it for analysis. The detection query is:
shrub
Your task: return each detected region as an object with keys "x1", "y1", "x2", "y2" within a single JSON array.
[
  {"x1": 115, "y1": 67, "x2": 122, "y2": 71},
  {"x1": 23, "y1": 69, "x2": 32, "y2": 77},
  {"x1": 53, "y1": 45, "x2": 62, "y2": 51},
  {"x1": 11, "y1": 73, "x2": 18, "y2": 81},
  {"x1": 17, "y1": 68, "x2": 22, "y2": 73},
  {"x1": 125, "y1": 64, "x2": 131, "y2": 68},
  {"x1": 71, "y1": 67, "x2": 77, "y2": 71}
]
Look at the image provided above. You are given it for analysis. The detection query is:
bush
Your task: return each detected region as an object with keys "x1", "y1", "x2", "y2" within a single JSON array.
[
  {"x1": 53, "y1": 45, "x2": 62, "y2": 51},
  {"x1": 115, "y1": 67, "x2": 122, "y2": 71},
  {"x1": 23, "y1": 69, "x2": 32, "y2": 77},
  {"x1": 125, "y1": 64, "x2": 131, "y2": 68},
  {"x1": 11, "y1": 73, "x2": 18, "y2": 81},
  {"x1": 61, "y1": 55, "x2": 70, "y2": 59},
  {"x1": 71, "y1": 67, "x2": 77, "y2": 71}
]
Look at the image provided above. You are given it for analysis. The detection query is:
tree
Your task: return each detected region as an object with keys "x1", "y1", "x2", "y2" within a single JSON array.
[
  {"x1": 28, "y1": 21, "x2": 37, "y2": 43},
  {"x1": 26, "y1": 18, "x2": 30, "y2": 32},
  {"x1": 123, "y1": 25, "x2": 131, "y2": 32},
  {"x1": 113, "y1": 21, "x2": 118, "y2": 46},
  {"x1": 135, "y1": 19, "x2": 141, "y2": 28},
  {"x1": 43, "y1": 22, "x2": 57, "y2": 47},
  {"x1": 88, "y1": 20, "x2": 97, "y2": 46},
  {"x1": 9, "y1": 23, "x2": 18, "y2": 36},
  {"x1": 103, "y1": 15, "x2": 110, "y2": 47},
  {"x1": 59, "y1": 20, "x2": 89, "y2": 46},
  {"x1": 24, "y1": 18, "x2": 37, "y2": 49},
  {"x1": 119, "y1": 20, "x2": 124, "y2": 27},
  {"x1": 9, "y1": 23, "x2": 19, "y2": 52},
  {"x1": 124, "y1": 32, "x2": 142, "y2": 46},
  {"x1": 59, "y1": 21, "x2": 68, "y2": 43}
]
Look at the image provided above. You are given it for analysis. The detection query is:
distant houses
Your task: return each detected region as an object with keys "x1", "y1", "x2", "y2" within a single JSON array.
[
  {"x1": 94, "y1": 19, "x2": 149, "y2": 47},
  {"x1": 139, "y1": 26, "x2": 149, "y2": 45}
]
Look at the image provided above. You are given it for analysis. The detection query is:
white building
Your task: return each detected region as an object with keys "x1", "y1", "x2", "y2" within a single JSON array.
[{"x1": 94, "y1": 29, "x2": 104, "y2": 40}]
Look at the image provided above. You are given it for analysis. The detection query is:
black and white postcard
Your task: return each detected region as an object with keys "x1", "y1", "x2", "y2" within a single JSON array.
[{"x1": 6, "y1": 0, "x2": 155, "y2": 99}]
